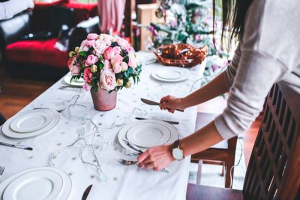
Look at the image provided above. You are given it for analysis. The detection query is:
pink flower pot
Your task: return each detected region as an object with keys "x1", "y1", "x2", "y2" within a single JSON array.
[{"x1": 90, "y1": 88, "x2": 117, "y2": 111}]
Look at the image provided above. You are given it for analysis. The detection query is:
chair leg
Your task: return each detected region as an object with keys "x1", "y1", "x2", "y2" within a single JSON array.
[
  {"x1": 221, "y1": 161, "x2": 225, "y2": 176},
  {"x1": 225, "y1": 157, "x2": 235, "y2": 188},
  {"x1": 196, "y1": 160, "x2": 203, "y2": 185}
]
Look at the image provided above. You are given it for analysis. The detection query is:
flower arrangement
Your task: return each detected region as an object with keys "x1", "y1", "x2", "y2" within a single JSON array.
[{"x1": 68, "y1": 33, "x2": 142, "y2": 92}]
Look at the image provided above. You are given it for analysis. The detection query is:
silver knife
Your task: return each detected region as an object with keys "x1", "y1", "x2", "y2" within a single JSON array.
[
  {"x1": 141, "y1": 98, "x2": 184, "y2": 112},
  {"x1": 0, "y1": 142, "x2": 33, "y2": 151},
  {"x1": 135, "y1": 117, "x2": 179, "y2": 125},
  {"x1": 123, "y1": 139, "x2": 170, "y2": 173},
  {"x1": 82, "y1": 184, "x2": 93, "y2": 200}
]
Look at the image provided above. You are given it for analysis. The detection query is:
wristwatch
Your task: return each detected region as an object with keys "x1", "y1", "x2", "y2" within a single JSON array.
[{"x1": 172, "y1": 139, "x2": 184, "y2": 161}]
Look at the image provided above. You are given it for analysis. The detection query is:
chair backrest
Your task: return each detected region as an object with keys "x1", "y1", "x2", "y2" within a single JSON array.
[{"x1": 243, "y1": 83, "x2": 300, "y2": 200}]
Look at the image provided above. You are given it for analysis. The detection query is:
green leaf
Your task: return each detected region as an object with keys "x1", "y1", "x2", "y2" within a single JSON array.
[
  {"x1": 99, "y1": 62, "x2": 104, "y2": 71},
  {"x1": 79, "y1": 51, "x2": 87, "y2": 57},
  {"x1": 123, "y1": 56, "x2": 129, "y2": 63}
]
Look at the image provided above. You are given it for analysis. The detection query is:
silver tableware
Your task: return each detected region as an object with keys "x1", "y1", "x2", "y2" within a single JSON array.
[
  {"x1": 33, "y1": 107, "x2": 66, "y2": 113},
  {"x1": 0, "y1": 142, "x2": 33, "y2": 151},
  {"x1": 135, "y1": 117, "x2": 179, "y2": 125},
  {"x1": 82, "y1": 184, "x2": 93, "y2": 200},
  {"x1": 0, "y1": 166, "x2": 4, "y2": 180},
  {"x1": 141, "y1": 98, "x2": 184, "y2": 112},
  {"x1": 117, "y1": 157, "x2": 138, "y2": 166},
  {"x1": 122, "y1": 139, "x2": 170, "y2": 173}
]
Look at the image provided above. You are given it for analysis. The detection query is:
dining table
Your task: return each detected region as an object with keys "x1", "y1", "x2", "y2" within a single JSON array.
[{"x1": 0, "y1": 52, "x2": 205, "y2": 200}]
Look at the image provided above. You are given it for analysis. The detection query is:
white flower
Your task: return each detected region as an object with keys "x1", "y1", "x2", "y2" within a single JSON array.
[
  {"x1": 100, "y1": 69, "x2": 117, "y2": 91},
  {"x1": 93, "y1": 39, "x2": 108, "y2": 56},
  {"x1": 121, "y1": 62, "x2": 128, "y2": 71}
]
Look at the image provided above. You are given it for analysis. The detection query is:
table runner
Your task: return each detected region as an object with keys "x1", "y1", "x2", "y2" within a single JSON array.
[{"x1": 0, "y1": 52, "x2": 204, "y2": 200}]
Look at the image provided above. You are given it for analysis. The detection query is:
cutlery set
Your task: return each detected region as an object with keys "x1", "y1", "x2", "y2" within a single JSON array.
[
  {"x1": 0, "y1": 142, "x2": 33, "y2": 151},
  {"x1": 0, "y1": 166, "x2": 4, "y2": 180},
  {"x1": 141, "y1": 98, "x2": 184, "y2": 112}
]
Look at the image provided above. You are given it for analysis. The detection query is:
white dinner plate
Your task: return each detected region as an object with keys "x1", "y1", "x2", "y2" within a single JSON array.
[
  {"x1": 1, "y1": 109, "x2": 60, "y2": 139},
  {"x1": 118, "y1": 120, "x2": 179, "y2": 152},
  {"x1": 156, "y1": 68, "x2": 187, "y2": 80},
  {"x1": 64, "y1": 75, "x2": 85, "y2": 87},
  {"x1": 126, "y1": 122, "x2": 171, "y2": 148},
  {"x1": 0, "y1": 167, "x2": 72, "y2": 200},
  {"x1": 151, "y1": 67, "x2": 191, "y2": 82},
  {"x1": 10, "y1": 110, "x2": 53, "y2": 133},
  {"x1": 3, "y1": 170, "x2": 63, "y2": 200}
]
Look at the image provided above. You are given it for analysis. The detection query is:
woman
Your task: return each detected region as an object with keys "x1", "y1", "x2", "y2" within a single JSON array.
[{"x1": 137, "y1": 0, "x2": 300, "y2": 171}]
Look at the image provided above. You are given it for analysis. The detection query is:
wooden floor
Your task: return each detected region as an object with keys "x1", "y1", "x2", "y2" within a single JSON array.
[
  {"x1": 0, "y1": 64, "x2": 259, "y2": 166},
  {"x1": 0, "y1": 64, "x2": 55, "y2": 119}
]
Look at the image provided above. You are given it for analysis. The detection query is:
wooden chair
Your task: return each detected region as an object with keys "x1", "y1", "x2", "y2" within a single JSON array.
[
  {"x1": 187, "y1": 83, "x2": 300, "y2": 200},
  {"x1": 191, "y1": 113, "x2": 238, "y2": 188}
]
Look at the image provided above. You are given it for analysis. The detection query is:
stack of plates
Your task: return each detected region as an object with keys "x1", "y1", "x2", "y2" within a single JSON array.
[
  {"x1": 0, "y1": 167, "x2": 71, "y2": 200},
  {"x1": 64, "y1": 75, "x2": 85, "y2": 87},
  {"x1": 117, "y1": 120, "x2": 179, "y2": 152},
  {"x1": 1, "y1": 109, "x2": 60, "y2": 138},
  {"x1": 151, "y1": 67, "x2": 191, "y2": 82}
]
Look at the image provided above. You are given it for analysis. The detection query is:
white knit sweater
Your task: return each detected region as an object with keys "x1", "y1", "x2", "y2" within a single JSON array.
[{"x1": 214, "y1": 0, "x2": 300, "y2": 139}]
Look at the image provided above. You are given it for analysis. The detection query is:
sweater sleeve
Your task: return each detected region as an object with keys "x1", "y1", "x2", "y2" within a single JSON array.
[
  {"x1": 214, "y1": 51, "x2": 288, "y2": 139},
  {"x1": 224, "y1": 43, "x2": 242, "y2": 89}
]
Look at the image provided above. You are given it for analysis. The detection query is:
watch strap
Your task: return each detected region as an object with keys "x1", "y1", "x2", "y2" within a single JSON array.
[{"x1": 173, "y1": 139, "x2": 180, "y2": 149}]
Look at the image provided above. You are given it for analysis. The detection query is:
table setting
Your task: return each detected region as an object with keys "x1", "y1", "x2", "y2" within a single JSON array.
[{"x1": 0, "y1": 33, "x2": 207, "y2": 200}]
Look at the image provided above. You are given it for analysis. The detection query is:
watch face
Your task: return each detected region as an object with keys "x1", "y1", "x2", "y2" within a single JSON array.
[{"x1": 172, "y1": 148, "x2": 183, "y2": 160}]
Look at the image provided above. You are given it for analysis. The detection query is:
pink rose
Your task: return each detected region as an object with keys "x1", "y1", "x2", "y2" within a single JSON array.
[
  {"x1": 85, "y1": 55, "x2": 98, "y2": 66},
  {"x1": 120, "y1": 62, "x2": 128, "y2": 71},
  {"x1": 83, "y1": 83, "x2": 91, "y2": 91},
  {"x1": 103, "y1": 60, "x2": 112, "y2": 69},
  {"x1": 113, "y1": 46, "x2": 122, "y2": 55},
  {"x1": 103, "y1": 34, "x2": 112, "y2": 46},
  {"x1": 104, "y1": 47, "x2": 114, "y2": 60},
  {"x1": 83, "y1": 68, "x2": 93, "y2": 83},
  {"x1": 111, "y1": 54, "x2": 123, "y2": 65},
  {"x1": 93, "y1": 39, "x2": 108, "y2": 56},
  {"x1": 87, "y1": 33, "x2": 98, "y2": 40},
  {"x1": 100, "y1": 69, "x2": 116, "y2": 91},
  {"x1": 85, "y1": 40, "x2": 95, "y2": 47},
  {"x1": 128, "y1": 54, "x2": 137, "y2": 69},
  {"x1": 127, "y1": 46, "x2": 135, "y2": 54},
  {"x1": 67, "y1": 56, "x2": 81, "y2": 75},
  {"x1": 116, "y1": 37, "x2": 129, "y2": 50},
  {"x1": 79, "y1": 40, "x2": 89, "y2": 52},
  {"x1": 113, "y1": 63, "x2": 122, "y2": 73}
]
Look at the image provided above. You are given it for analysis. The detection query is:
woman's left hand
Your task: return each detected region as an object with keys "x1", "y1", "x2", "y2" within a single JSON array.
[{"x1": 137, "y1": 144, "x2": 175, "y2": 171}]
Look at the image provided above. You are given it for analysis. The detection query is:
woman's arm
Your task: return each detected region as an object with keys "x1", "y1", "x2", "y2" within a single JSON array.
[{"x1": 0, "y1": 0, "x2": 34, "y2": 20}]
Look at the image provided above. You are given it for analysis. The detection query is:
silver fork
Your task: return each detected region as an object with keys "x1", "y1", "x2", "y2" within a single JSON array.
[
  {"x1": 33, "y1": 107, "x2": 67, "y2": 113},
  {"x1": 117, "y1": 157, "x2": 138, "y2": 166},
  {"x1": 116, "y1": 157, "x2": 169, "y2": 173},
  {"x1": 0, "y1": 166, "x2": 5, "y2": 180}
]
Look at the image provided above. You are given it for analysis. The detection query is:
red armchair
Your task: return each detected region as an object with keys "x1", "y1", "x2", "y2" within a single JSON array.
[{"x1": 0, "y1": 4, "x2": 100, "y2": 79}]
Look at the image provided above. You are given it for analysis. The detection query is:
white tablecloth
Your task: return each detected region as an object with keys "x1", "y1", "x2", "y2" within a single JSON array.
[{"x1": 0, "y1": 52, "x2": 204, "y2": 200}]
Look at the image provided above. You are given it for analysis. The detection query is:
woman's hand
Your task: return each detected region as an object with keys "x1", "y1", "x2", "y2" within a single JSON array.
[
  {"x1": 160, "y1": 95, "x2": 185, "y2": 113},
  {"x1": 137, "y1": 144, "x2": 175, "y2": 171}
]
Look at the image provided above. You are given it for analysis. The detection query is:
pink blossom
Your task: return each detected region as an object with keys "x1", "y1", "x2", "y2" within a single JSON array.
[
  {"x1": 103, "y1": 60, "x2": 112, "y2": 69},
  {"x1": 169, "y1": 20, "x2": 177, "y2": 28},
  {"x1": 113, "y1": 63, "x2": 122, "y2": 73},
  {"x1": 79, "y1": 40, "x2": 89, "y2": 52},
  {"x1": 85, "y1": 55, "x2": 98, "y2": 66},
  {"x1": 128, "y1": 53, "x2": 137, "y2": 69},
  {"x1": 104, "y1": 47, "x2": 114, "y2": 60},
  {"x1": 121, "y1": 62, "x2": 128, "y2": 71},
  {"x1": 87, "y1": 33, "x2": 98, "y2": 40},
  {"x1": 67, "y1": 56, "x2": 81, "y2": 75},
  {"x1": 127, "y1": 46, "x2": 135, "y2": 54},
  {"x1": 116, "y1": 37, "x2": 129, "y2": 50},
  {"x1": 85, "y1": 40, "x2": 95, "y2": 47},
  {"x1": 83, "y1": 68, "x2": 93, "y2": 83},
  {"x1": 93, "y1": 39, "x2": 108, "y2": 56},
  {"x1": 83, "y1": 83, "x2": 91, "y2": 91},
  {"x1": 103, "y1": 34, "x2": 112, "y2": 46},
  {"x1": 100, "y1": 69, "x2": 116, "y2": 91},
  {"x1": 113, "y1": 46, "x2": 122, "y2": 55},
  {"x1": 111, "y1": 54, "x2": 123, "y2": 65}
]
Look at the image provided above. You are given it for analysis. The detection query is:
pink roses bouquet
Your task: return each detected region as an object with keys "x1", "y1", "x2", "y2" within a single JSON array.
[{"x1": 68, "y1": 33, "x2": 142, "y2": 92}]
